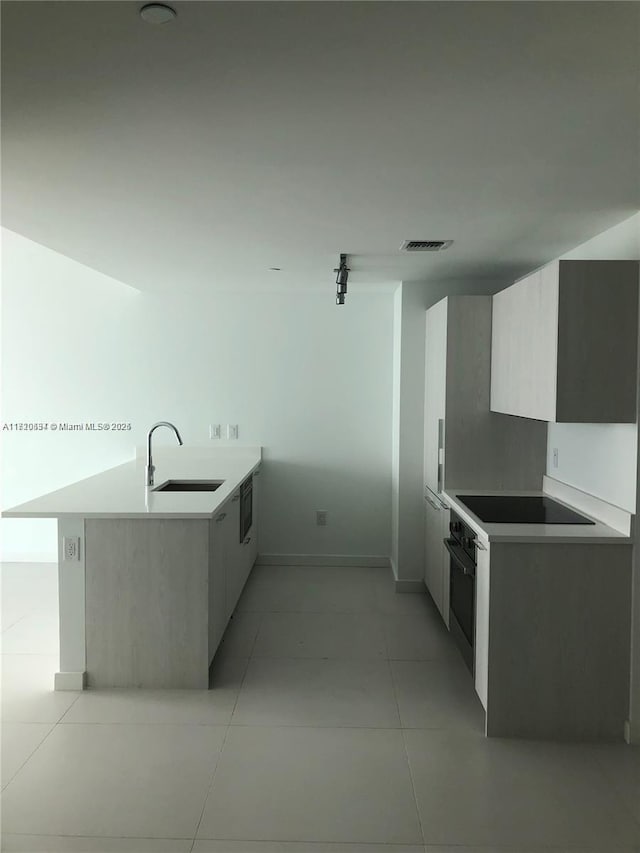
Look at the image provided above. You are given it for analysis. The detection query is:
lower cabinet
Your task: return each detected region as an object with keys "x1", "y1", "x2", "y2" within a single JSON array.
[
  {"x1": 475, "y1": 540, "x2": 632, "y2": 740},
  {"x1": 224, "y1": 496, "x2": 243, "y2": 621},
  {"x1": 208, "y1": 511, "x2": 228, "y2": 664},
  {"x1": 208, "y1": 472, "x2": 260, "y2": 665},
  {"x1": 424, "y1": 495, "x2": 450, "y2": 625}
]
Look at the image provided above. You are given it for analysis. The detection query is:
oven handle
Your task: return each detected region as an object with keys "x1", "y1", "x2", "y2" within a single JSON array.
[{"x1": 444, "y1": 538, "x2": 476, "y2": 578}]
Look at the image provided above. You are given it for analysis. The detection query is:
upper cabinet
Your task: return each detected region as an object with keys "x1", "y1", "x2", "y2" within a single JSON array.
[
  {"x1": 425, "y1": 295, "x2": 547, "y2": 493},
  {"x1": 490, "y1": 260, "x2": 639, "y2": 423}
]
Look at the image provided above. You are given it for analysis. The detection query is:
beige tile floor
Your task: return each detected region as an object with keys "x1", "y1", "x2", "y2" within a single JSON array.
[{"x1": 1, "y1": 561, "x2": 639, "y2": 852}]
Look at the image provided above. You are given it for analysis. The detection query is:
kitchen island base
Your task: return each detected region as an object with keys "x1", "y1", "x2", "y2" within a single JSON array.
[
  {"x1": 85, "y1": 518, "x2": 211, "y2": 689},
  {"x1": 54, "y1": 491, "x2": 257, "y2": 689}
]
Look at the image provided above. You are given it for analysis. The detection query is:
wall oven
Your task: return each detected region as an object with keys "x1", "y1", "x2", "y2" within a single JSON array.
[
  {"x1": 444, "y1": 511, "x2": 476, "y2": 674},
  {"x1": 239, "y1": 474, "x2": 253, "y2": 543}
]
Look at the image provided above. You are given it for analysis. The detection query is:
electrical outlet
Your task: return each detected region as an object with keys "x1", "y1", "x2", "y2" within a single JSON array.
[
  {"x1": 552, "y1": 447, "x2": 559, "y2": 468},
  {"x1": 316, "y1": 510, "x2": 328, "y2": 526},
  {"x1": 63, "y1": 536, "x2": 80, "y2": 561},
  {"x1": 227, "y1": 424, "x2": 239, "y2": 440},
  {"x1": 209, "y1": 424, "x2": 221, "y2": 440}
]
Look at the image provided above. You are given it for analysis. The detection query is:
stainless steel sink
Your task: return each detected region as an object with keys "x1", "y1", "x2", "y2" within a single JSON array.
[{"x1": 153, "y1": 480, "x2": 224, "y2": 492}]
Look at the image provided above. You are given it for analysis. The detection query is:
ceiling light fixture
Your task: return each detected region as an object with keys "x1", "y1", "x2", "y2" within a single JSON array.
[
  {"x1": 140, "y1": 3, "x2": 177, "y2": 24},
  {"x1": 334, "y1": 253, "x2": 350, "y2": 306}
]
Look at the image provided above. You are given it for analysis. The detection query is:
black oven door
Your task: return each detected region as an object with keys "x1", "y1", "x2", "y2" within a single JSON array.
[{"x1": 444, "y1": 537, "x2": 475, "y2": 674}]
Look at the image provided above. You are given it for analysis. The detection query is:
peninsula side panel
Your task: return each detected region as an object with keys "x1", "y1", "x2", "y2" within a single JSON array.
[{"x1": 85, "y1": 518, "x2": 209, "y2": 688}]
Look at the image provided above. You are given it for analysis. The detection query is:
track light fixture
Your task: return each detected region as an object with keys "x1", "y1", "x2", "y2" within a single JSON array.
[{"x1": 334, "y1": 253, "x2": 350, "y2": 306}]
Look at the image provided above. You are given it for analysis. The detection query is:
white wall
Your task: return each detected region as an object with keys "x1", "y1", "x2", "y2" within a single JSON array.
[
  {"x1": 545, "y1": 212, "x2": 640, "y2": 512},
  {"x1": 546, "y1": 424, "x2": 637, "y2": 512},
  {"x1": 1, "y1": 229, "x2": 394, "y2": 561}
]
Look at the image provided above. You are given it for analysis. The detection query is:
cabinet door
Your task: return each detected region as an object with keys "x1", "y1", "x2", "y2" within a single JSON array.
[
  {"x1": 224, "y1": 497, "x2": 242, "y2": 620},
  {"x1": 424, "y1": 497, "x2": 445, "y2": 619},
  {"x1": 240, "y1": 471, "x2": 259, "y2": 587},
  {"x1": 440, "y1": 507, "x2": 450, "y2": 628},
  {"x1": 490, "y1": 267, "x2": 559, "y2": 421},
  {"x1": 209, "y1": 513, "x2": 227, "y2": 663},
  {"x1": 474, "y1": 541, "x2": 490, "y2": 713},
  {"x1": 424, "y1": 300, "x2": 447, "y2": 490}
]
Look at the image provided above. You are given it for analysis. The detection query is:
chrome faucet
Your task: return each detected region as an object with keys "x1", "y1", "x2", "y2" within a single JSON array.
[{"x1": 146, "y1": 421, "x2": 183, "y2": 487}]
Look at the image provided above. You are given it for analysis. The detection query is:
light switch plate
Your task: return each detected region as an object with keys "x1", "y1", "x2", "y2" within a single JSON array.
[
  {"x1": 227, "y1": 424, "x2": 239, "y2": 440},
  {"x1": 209, "y1": 424, "x2": 221, "y2": 440}
]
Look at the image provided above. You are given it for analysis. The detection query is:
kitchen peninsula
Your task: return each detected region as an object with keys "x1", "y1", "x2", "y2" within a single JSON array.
[{"x1": 2, "y1": 446, "x2": 261, "y2": 690}]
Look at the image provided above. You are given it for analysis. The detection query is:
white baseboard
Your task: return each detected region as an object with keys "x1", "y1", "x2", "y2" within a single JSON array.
[
  {"x1": 55, "y1": 671, "x2": 86, "y2": 691},
  {"x1": 1, "y1": 552, "x2": 58, "y2": 563},
  {"x1": 389, "y1": 558, "x2": 424, "y2": 591},
  {"x1": 256, "y1": 553, "x2": 390, "y2": 568}
]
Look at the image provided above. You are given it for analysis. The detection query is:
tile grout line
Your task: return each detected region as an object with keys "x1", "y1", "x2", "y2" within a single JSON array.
[
  {"x1": 0, "y1": 719, "x2": 58, "y2": 792},
  {"x1": 55, "y1": 689, "x2": 84, "y2": 724},
  {"x1": 386, "y1": 644, "x2": 426, "y2": 848},
  {"x1": 0, "y1": 613, "x2": 31, "y2": 636},
  {"x1": 189, "y1": 719, "x2": 232, "y2": 847},
  {"x1": 189, "y1": 611, "x2": 263, "y2": 848}
]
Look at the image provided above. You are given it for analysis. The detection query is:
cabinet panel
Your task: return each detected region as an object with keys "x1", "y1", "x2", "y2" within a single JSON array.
[
  {"x1": 209, "y1": 514, "x2": 227, "y2": 663},
  {"x1": 556, "y1": 260, "x2": 639, "y2": 423},
  {"x1": 424, "y1": 300, "x2": 447, "y2": 490},
  {"x1": 474, "y1": 541, "x2": 490, "y2": 714},
  {"x1": 224, "y1": 498, "x2": 242, "y2": 620},
  {"x1": 424, "y1": 497, "x2": 446, "y2": 619},
  {"x1": 85, "y1": 519, "x2": 209, "y2": 688},
  {"x1": 490, "y1": 269, "x2": 558, "y2": 421},
  {"x1": 440, "y1": 508, "x2": 450, "y2": 628},
  {"x1": 428, "y1": 295, "x2": 546, "y2": 493},
  {"x1": 490, "y1": 259, "x2": 638, "y2": 423}
]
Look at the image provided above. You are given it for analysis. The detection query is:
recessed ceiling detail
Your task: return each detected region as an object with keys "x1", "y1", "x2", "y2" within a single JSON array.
[{"x1": 399, "y1": 240, "x2": 454, "y2": 252}]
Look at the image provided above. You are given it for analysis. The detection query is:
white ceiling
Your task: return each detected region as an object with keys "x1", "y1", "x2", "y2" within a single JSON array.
[{"x1": 2, "y1": 1, "x2": 639, "y2": 294}]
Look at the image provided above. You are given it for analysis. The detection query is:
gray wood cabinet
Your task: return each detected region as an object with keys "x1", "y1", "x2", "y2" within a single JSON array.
[
  {"x1": 209, "y1": 511, "x2": 228, "y2": 664},
  {"x1": 490, "y1": 260, "x2": 639, "y2": 423},
  {"x1": 223, "y1": 495, "x2": 243, "y2": 622},
  {"x1": 423, "y1": 296, "x2": 547, "y2": 621},
  {"x1": 85, "y1": 473, "x2": 260, "y2": 688},
  {"x1": 474, "y1": 538, "x2": 633, "y2": 740},
  {"x1": 86, "y1": 518, "x2": 210, "y2": 688},
  {"x1": 425, "y1": 296, "x2": 548, "y2": 495}
]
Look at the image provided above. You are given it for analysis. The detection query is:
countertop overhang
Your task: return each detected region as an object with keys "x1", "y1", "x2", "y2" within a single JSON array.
[
  {"x1": 441, "y1": 487, "x2": 632, "y2": 545},
  {"x1": 2, "y1": 446, "x2": 262, "y2": 519}
]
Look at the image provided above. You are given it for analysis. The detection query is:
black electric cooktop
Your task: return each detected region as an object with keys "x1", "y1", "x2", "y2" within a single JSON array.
[{"x1": 455, "y1": 495, "x2": 595, "y2": 525}]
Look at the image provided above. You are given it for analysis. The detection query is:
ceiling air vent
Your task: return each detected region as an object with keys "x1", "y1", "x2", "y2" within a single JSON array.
[{"x1": 400, "y1": 240, "x2": 453, "y2": 252}]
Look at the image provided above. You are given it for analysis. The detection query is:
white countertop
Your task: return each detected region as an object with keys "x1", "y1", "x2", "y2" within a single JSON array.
[
  {"x1": 2, "y1": 447, "x2": 262, "y2": 519},
  {"x1": 441, "y1": 488, "x2": 631, "y2": 544}
]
